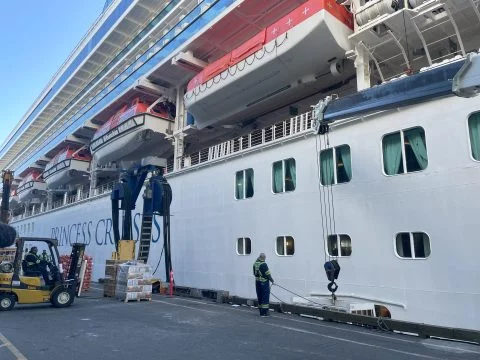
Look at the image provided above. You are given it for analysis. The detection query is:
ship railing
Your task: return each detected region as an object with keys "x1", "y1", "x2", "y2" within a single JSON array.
[
  {"x1": 11, "y1": 110, "x2": 313, "y2": 221},
  {"x1": 11, "y1": 180, "x2": 118, "y2": 222},
  {"x1": 92, "y1": 181, "x2": 116, "y2": 197},
  {"x1": 174, "y1": 111, "x2": 314, "y2": 172}
]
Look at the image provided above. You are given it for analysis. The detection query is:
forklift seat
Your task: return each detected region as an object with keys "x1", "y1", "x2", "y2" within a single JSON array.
[{"x1": 22, "y1": 260, "x2": 41, "y2": 277}]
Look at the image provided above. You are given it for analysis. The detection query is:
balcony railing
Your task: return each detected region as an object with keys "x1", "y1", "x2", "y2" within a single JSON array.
[
  {"x1": 175, "y1": 111, "x2": 314, "y2": 171},
  {"x1": 12, "y1": 110, "x2": 314, "y2": 221},
  {"x1": 11, "y1": 180, "x2": 117, "y2": 222}
]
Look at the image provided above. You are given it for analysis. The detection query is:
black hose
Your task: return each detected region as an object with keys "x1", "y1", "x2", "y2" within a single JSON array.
[{"x1": 111, "y1": 197, "x2": 120, "y2": 251}]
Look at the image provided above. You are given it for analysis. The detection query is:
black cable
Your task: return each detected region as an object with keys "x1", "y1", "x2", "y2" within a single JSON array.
[
  {"x1": 327, "y1": 132, "x2": 337, "y2": 235},
  {"x1": 152, "y1": 242, "x2": 165, "y2": 276},
  {"x1": 320, "y1": 134, "x2": 333, "y2": 260},
  {"x1": 377, "y1": 317, "x2": 391, "y2": 332},
  {"x1": 323, "y1": 133, "x2": 334, "y2": 237},
  {"x1": 315, "y1": 136, "x2": 328, "y2": 263},
  {"x1": 269, "y1": 289, "x2": 286, "y2": 313},
  {"x1": 273, "y1": 283, "x2": 327, "y2": 309}
]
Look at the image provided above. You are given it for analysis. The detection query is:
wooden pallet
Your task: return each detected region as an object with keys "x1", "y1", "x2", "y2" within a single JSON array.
[{"x1": 120, "y1": 297, "x2": 152, "y2": 303}]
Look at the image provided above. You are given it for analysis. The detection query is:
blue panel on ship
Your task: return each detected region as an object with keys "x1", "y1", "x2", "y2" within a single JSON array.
[{"x1": 324, "y1": 59, "x2": 465, "y2": 122}]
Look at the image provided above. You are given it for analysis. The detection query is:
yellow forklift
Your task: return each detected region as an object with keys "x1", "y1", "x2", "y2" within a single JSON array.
[
  {"x1": 0, "y1": 236, "x2": 86, "y2": 311},
  {"x1": 0, "y1": 170, "x2": 86, "y2": 310}
]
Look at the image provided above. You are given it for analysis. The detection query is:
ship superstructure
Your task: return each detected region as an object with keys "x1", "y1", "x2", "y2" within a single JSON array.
[{"x1": 1, "y1": 0, "x2": 480, "y2": 330}]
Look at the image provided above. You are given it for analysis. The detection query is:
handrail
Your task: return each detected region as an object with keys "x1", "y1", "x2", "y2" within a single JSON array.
[
  {"x1": 14, "y1": 110, "x2": 315, "y2": 219},
  {"x1": 169, "y1": 110, "x2": 314, "y2": 173},
  {"x1": 11, "y1": 180, "x2": 118, "y2": 222}
]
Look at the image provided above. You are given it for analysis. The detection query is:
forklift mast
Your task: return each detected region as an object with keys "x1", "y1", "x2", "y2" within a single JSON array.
[
  {"x1": 1, "y1": 170, "x2": 13, "y2": 224},
  {"x1": 0, "y1": 170, "x2": 17, "y2": 248},
  {"x1": 110, "y1": 161, "x2": 172, "y2": 280},
  {"x1": 67, "y1": 243, "x2": 87, "y2": 282}
]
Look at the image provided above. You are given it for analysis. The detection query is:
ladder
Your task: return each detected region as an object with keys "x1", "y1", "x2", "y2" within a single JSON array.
[{"x1": 137, "y1": 214, "x2": 153, "y2": 263}]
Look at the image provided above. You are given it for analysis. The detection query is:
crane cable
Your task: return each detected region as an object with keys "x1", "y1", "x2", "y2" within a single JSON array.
[{"x1": 271, "y1": 282, "x2": 327, "y2": 308}]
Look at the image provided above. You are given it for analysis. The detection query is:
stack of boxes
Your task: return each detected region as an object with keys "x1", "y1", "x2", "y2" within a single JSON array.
[
  {"x1": 0, "y1": 248, "x2": 16, "y2": 263},
  {"x1": 59, "y1": 255, "x2": 71, "y2": 279},
  {"x1": 115, "y1": 262, "x2": 152, "y2": 302},
  {"x1": 82, "y1": 255, "x2": 93, "y2": 290},
  {"x1": 103, "y1": 260, "x2": 126, "y2": 297},
  {"x1": 59, "y1": 254, "x2": 93, "y2": 291}
]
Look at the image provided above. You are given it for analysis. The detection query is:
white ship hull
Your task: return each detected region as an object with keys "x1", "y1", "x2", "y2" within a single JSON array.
[
  {"x1": 90, "y1": 113, "x2": 173, "y2": 166},
  {"x1": 43, "y1": 159, "x2": 90, "y2": 189},
  {"x1": 11, "y1": 93, "x2": 480, "y2": 330}
]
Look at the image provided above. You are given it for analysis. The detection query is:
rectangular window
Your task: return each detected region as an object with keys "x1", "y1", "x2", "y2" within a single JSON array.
[
  {"x1": 235, "y1": 168, "x2": 254, "y2": 199},
  {"x1": 276, "y1": 236, "x2": 295, "y2": 256},
  {"x1": 272, "y1": 158, "x2": 296, "y2": 193},
  {"x1": 237, "y1": 237, "x2": 252, "y2": 255},
  {"x1": 327, "y1": 234, "x2": 352, "y2": 257},
  {"x1": 395, "y1": 232, "x2": 431, "y2": 259},
  {"x1": 468, "y1": 112, "x2": 480, "y2": 161},
  {"x1": 383, "y1": 127, "x2": 428, "y2": 175},
  {"x1": 320, "y1": 145, "x2": 352, "y2": 185}
]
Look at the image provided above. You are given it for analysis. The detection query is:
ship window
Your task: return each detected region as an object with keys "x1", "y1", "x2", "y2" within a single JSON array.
[
  {"x1": 395, "y1": 232, "x2": 431, "y2": 259},
  {"x1": 468, "y1": 112, "x2": 480, "y2": 161},
  {"x1": 237, "y1": 238, "x2": 252, "y2": 255},
  {"x1": 235, "y1": 168, "x2": 254, "y2": 199},
  {"x1": 327, "y1": 234, "x2": 352, "y2": 257},
  {"x1": 272, "y1": 158, "x2": 296, "y2": 193},
  {"x1": 276, "y1": 236, "x2": 295, "y2": 256},
  {"x1": 320, "y1": 145, "x2": 352, "y2": 185},
  {"x1": 383, "y1": 127, "x2": 428, "y2": 175}
]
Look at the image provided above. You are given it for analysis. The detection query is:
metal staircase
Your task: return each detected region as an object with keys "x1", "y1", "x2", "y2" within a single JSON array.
[{"x1": 137, "y1": 214, "x2": 153, "y2": 263}]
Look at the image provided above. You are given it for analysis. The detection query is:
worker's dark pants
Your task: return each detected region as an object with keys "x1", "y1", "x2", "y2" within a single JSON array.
[
  {"x1": 39, "y1": 267, "x2": 50, "y2": 284},
  {"x1": 27, "y1": 265, "x2": 50, "y2": 284},
  {"x1": 255, "y1": 281, "x2": 270, "y2": 316}
]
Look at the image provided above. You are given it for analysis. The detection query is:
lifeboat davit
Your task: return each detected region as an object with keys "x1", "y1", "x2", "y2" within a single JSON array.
[
  {"x1": 185, "y1": 0, "x2": 353, "y2": 128},
  {"x1": 9, "y1": 190, "x2": 21, "y2": 212},
  {"x1": 90, "y1": 98, "x2": 174, "y2": 166},
  {"x1": 16, "y1": 171, "x2": 47, "y2": 204},
  {"x1": 42, "y1": 148, "x2": 91, "y2": 189}
]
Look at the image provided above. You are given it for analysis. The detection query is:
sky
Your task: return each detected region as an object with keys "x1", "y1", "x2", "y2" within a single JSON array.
[{"x1": 0, "y1": 0, "x2": 105, "y2": 147}]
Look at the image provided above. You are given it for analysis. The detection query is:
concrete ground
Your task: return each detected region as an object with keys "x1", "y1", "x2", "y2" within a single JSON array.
[{"x1": 0, "y1": 286, "x2": 479, "y2": 360}]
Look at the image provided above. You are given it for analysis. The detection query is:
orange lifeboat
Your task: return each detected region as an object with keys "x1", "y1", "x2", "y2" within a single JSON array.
[
  {"x1": 185, "y1": 0, "x2": 353, "y2": 128},
  {"x1": 90, "y1": 98, "x2": 174, "y2": 166},
  {"x1": 17, "y1": 171, "x2": 47, "y2": 204},
  {"x1": 42, "y1": 148, "x2": 91, "y2": 189}
]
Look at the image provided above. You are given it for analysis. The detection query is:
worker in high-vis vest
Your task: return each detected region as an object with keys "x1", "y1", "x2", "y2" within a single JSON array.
[
  {"x1": 253, "y1": 253, "x2": 274, "y2": 316},
  {"x1": 25, "y1": 247, "x2": 50, "y2": 284}
]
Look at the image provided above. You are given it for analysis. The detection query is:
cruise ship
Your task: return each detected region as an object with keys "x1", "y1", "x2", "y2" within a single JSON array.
[{"x1": 1, "y1": 0, "x2": 480, "y2": 330}]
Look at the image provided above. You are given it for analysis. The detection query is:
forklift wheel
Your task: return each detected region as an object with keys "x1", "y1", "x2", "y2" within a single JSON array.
[
  {"x1": 51, "y1": 288, "x2": 75, "y2": 308},
  {"x1": 0, "y1": 293, "x2": 15, "y2": 311}
]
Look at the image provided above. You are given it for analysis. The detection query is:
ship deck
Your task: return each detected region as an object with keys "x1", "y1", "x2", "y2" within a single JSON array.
[{"x1": 0, "y1": 286, "x2": 478, "y2": 360}]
